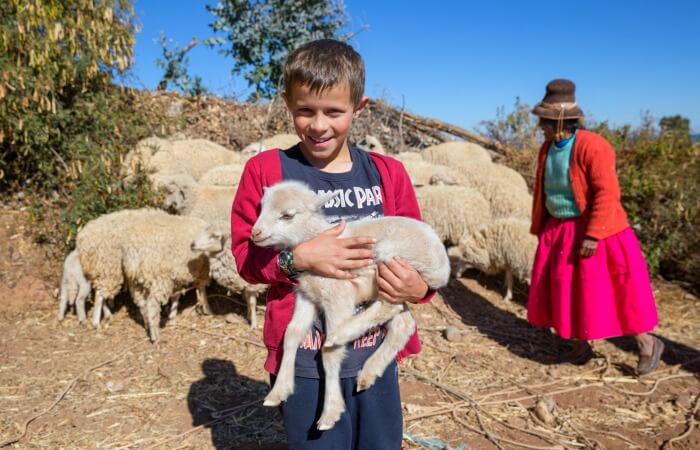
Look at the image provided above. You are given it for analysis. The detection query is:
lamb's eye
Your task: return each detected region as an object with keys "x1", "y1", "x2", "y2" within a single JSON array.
[{"x1": 280, "y1": 212, "x2": 296, "y2": 221}]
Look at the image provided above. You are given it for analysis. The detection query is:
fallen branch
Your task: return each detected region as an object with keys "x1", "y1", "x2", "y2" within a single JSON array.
[{"x1": 663, "y1": 394, "x2": 699, "y2": 449}]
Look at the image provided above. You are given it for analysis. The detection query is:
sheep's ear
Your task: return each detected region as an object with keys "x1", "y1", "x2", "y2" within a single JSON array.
[{"x1": 314, "y1": 191, "x2": 340, "y2": 210}]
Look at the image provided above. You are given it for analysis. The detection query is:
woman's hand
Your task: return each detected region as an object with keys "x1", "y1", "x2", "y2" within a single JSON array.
[
  {"x1": 376, "y1": 256, "x2": 429, "y2": 304},
  {"x1": 293, "y1": 220, "x2": 376, "y2": 279},
  {"x1": 580, "y1": 237, "x2": 598, "y2": 258}
]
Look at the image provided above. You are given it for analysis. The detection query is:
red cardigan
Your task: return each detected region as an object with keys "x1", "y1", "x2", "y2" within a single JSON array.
[
  {"x1": 230, "y1": 149, "x2": 435, "y2": 374},
  {"x1": 530, "y1": 129, "x2": 629, "y2": 240}
]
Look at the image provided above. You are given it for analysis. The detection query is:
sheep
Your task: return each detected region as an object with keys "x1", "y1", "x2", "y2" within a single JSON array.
[
  {"x1": 439, "y1": 160, "x2": 528, "y2": 193},
  {"x1": 198, "y1": 164, "x2": 244, "y2": 187},
  {"x1": 191, "y1": 222, "x2": 267, "y2": 329},
  {"x1": 422, "y1": 141, "x2": 493, "y2": 166},
  {"x1": 415, "y1": 185, "x2": 492, "y2": 246},
  {"x1": 402, "y1": 159, "x2": 461, "y2": 187},
  {"x1": 157, "y1": 174, "x2": 237, "y2": 224},
  {"x1": 125, "y1": 138, "x2": 240, "y2": 182},
  {"x1": 241, "y1": 133, "x2": 300, "y2": 162},
  {"x1": 451, "y1": 218, "x2": 537, "y2": 301},
  {"x1": 76, "y1": 209, "x2": 217, "y2": 331},
  {"x1": 121, "y1": 136, "x2": 174, "y2": 177},
  {"x1": 119, "y1": 211, "x2": 221, "y2": 342},
  {"x1": 57, "y1": 249, "x2": 93, "y2": 324},
  {"x1": 251, "y1": 180, "x2": 450, "y2": 430},
  {"x1": 394, "y1": 151, "x2": 424, "y2": 163},
  {"x1": 468, "y1": 180, "x2": 532, "y2": 220},
  {"x1": 356, "y1": 134, "x2": 385, "y2": 154}
]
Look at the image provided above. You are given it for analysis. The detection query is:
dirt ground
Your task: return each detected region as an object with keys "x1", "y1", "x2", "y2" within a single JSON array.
[{"x1": 1, "y1": 207, "x2": 698, "y2": 450}]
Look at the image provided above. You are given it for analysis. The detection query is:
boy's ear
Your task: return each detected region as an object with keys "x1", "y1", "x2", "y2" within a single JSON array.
[
  {"x1": 353, "y1": 95, "x2": 370, "y2": 118},
  {"x1": 314, "y1": 191, "x2": 340, "y2": 210}
]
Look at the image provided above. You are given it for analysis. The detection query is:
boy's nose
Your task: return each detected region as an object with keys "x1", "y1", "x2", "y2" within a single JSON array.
[{"x1": 310, "y1": 114, "x2": 328, "y2": 131}]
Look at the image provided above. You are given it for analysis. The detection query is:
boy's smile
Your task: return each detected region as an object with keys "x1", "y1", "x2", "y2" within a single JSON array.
[{"x1": 285, "y1": 82, "x2": 368, "y2": 171}]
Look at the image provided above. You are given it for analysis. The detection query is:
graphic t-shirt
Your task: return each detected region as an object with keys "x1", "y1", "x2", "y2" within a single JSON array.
[{"x1": 280, "y1": 144, "x2": 386, "y2": 378}]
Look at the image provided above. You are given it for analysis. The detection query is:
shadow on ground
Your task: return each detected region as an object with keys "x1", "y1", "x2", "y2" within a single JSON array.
[{"x1": 188, "y1": 358, "x2": 287, "y2": 450}]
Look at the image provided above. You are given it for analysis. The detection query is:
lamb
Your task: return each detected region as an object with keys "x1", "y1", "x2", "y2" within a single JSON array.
[
  {"x1": 76, "y1": 209, "x2": 217, "y2": 331},
  {"x1": 198, "y1": 164, "x2": 244, "y2": 187},
  {"x1": 468, "y1": 180, "x2": 532, "y2": 220},
  {"x1": 422, "y1": 141, "x2": 493, "y2": 166},
  {"x1": 450, "y1": 218, "x2": 537, "y2": 301},
  {"x1": 356, "y1": 134, "x2": 385, "y2": 154},
  {"x1": 415, "y1": 185, "x2": 492, "y2": 246},
  {"x1": 439, "y1": 161, "x2": 528, "y2": 193},
  {"x1": 251, "y1": 180, "x2": 450, "y2": 430},
  {"x1": 394, "y1": 151, "x2": 424, "y2": 163},
  {"x1": 57, "y1": 249, "x2": 94, "y2": 324},
  {"x1": 191, "y1": 222, "x2": 267, "y2": 329},
  {"x1": 121, "y1": 136, "x2": 174, "y2": 177}
]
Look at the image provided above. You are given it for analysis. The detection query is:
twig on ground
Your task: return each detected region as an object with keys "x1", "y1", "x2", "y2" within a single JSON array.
[
  {"x1": 604, "y1": 373, "x2": 694, "y2": 397},
  {"x1": 663, "y1": 394, "x2": 700, "y2": 449}
]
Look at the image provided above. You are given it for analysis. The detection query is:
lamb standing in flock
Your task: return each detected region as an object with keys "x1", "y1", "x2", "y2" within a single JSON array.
[{"x1": 251, "y1": 181, "x2": 450, "y2": 430}]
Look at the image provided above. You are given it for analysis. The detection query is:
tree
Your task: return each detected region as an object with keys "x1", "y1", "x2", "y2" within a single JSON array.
[
  {"x1": 155, "y1": 34, "x2": 207, "y2": 97},
  {"x1": 205, "y1": 0, "x2": 349, "y2": 100},
  {"x1": 0, "y1": 0, "x2": 136, "y2": 186}
]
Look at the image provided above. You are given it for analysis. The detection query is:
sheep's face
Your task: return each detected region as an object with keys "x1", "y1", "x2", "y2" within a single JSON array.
[
  {"x1": 459, "y1": 234, "x2": 492, "y2": 273},
  {"x1": 191, "y1": 226, "x2": 225, "y2": 254},
  {"x1": 157, "y1": 174, "x2": 196, "y2": 213},
  {"x1": 251, "y1": 181, "x2": 335, "y2": 249}
]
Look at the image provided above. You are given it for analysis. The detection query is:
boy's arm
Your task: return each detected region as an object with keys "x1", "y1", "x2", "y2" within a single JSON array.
[
  {"x1": 391, "y1": 163, "x2": 436, "y2": 305},
  {"x1": 231, "y1": 159, "x2": 294, "y2": 285}
]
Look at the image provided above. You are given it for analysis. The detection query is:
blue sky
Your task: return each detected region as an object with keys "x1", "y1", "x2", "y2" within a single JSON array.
[{"x1": 128, "y1": 1, "x2": 700, "y2": 132}]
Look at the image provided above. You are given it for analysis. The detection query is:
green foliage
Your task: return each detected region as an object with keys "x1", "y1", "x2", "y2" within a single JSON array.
[
  {"x1": 205, "y1": 0, "x2": 348, "y2": 100},
  {"x1": 155, "y1": 34, "x2": 207, "y2": 97},
  {"x1": 0, "y1": 0, "x2": 135, "y2": 187},
  {"x1": 0, "y1": 1, "x2": 166, "y2": 248}
]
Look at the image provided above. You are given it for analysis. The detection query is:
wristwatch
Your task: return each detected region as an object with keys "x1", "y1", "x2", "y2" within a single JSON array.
[{"x1": 278, "y1": 248, "x2": 301, "y2": 279}]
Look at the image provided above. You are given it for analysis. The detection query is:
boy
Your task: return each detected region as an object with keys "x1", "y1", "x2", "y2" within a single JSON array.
[{"x1": 231, "y1": 39, "x2": 434, "y2": 450}]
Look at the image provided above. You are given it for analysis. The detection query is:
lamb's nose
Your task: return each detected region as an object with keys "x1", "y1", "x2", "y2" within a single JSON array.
[{"x1": 251, "y1": 228, "x2": 262, "y2": 238}]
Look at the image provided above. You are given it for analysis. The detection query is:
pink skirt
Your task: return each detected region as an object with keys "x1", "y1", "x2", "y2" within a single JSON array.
[{"x1": 527, "y1": 216, "x2": 658, "y2": 340}]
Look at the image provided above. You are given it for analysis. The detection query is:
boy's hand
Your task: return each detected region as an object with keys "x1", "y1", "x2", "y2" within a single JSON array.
[
  {"x1": 376, "y1": 256, "x2": 429, "y2": 304},
  {"x1": 293, "y1": 220, "x2": 376, "y2": 280}
]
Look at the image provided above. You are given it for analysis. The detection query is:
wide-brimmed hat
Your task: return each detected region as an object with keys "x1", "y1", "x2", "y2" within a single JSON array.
[{"x1": 532, "y1": 79, "x2": 584, "y2": 120}]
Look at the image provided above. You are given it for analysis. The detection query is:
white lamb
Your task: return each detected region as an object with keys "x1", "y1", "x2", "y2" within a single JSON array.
[
  {"x1": 241, "y1": 133, "x2": 300, "y2": 162},
  {"x1": 191, "y1": 223, "x2": 267, "y2": 329},
  {"x1": 401, "y1": 160, "x2": 460, "y2": 187},
  {"x1": 76, "y1": 209, "x2": 217, "y2": 331},
  {"x1": 415, "y1": 185, "x2": 492, "y2": 246},
  {"x1": 251, "y1": 181, "x2": 450, "y2": 430},
  {"x1": 451, "y1": 218, "x2": 537, "y2": 301},
  {"x1": 57, "y1": 249, "x2": 94, "y2": 324},
  {"x1": 157, "y1": 174, "x2": 237, "y2": 224}
]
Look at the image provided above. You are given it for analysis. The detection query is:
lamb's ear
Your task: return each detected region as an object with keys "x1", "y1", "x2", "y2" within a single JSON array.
[{"x1": 313, "y1": 190, "x2": 340, "y2": 210}]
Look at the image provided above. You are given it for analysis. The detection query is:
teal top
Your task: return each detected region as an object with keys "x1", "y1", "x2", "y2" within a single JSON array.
[{"x1": 544, "y1": 131, "x2": 581, "y2": 218}]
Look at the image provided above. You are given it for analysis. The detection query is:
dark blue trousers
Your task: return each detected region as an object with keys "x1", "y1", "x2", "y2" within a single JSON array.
[{"x1": 271, "y1": 361, "x2": 402, "y2": 450}]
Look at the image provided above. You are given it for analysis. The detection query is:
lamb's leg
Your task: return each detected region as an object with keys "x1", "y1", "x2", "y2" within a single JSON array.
[
  {"x1": 316, "y1": 295, "x2": 356, "y2": 431},
  {"x1": 244, "y1": 289, "x2": 257, "y2": 329},
  {"x1": 325, "y1": 301, "x2": 404, "y2": 347},
  {"x1": 263, "y1": 293, "x2": 317, "y2": 407},
  {"x1": 57, "y1": 288, "x2": 70, "y2": 322},
  {"x1": 168, "y1": 293, "x2": 181, "y2": 322},
  {"x1": 146, "y1": 297, "x2": 162, "y2": 343},
  {"x1": 75, "y1": 283, "x2": 90, "y2": 324},
  {"x1": 357, "y1": 310, "x2": 415, "y2": 392},
  {"x1": 196, "y1": 287, "x2": 212, "y2": 315},
  {"x1": 91, "y1": 291, "x2": 105, "y2": 329},
  {"x1": 504, "y1": 269, "x2": 513, "y2": 301},
  {"x1": 102, "y1": 304, "x2": 112, "y2": 321}
]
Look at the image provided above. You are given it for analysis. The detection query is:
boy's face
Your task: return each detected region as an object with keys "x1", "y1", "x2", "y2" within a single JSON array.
[{"x1": 284, "y1": 82, "x2": 368, "y2": 164}]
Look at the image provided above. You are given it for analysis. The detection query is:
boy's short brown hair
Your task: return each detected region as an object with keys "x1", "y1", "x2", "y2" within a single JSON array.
[{"x1": 283, "y1": 39, "x2": 365, "y2": 107}]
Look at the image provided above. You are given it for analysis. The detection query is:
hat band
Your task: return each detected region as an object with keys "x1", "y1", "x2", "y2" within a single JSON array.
[{"x1": 539, "y1": 101, "x2": 578, "y2": 110}]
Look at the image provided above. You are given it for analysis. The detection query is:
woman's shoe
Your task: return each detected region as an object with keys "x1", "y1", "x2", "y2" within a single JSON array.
[{"x1": 637, "y1": 336, "x2": 664, "y2": 376}]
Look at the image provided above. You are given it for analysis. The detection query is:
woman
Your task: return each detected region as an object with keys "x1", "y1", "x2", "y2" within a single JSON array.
[{"x1": 527, "y1": 79, "x2": 663, "y2": 375}]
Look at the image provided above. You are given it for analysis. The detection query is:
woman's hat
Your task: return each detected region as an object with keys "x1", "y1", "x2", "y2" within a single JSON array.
[{"x1": 532, "y1": 79, "x2": 584, "y2": 120}]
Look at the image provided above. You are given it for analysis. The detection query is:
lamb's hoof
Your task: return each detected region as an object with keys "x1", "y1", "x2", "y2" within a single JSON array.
[
  {"x1": 317, "y1": 410, "x2": 343, "y2": 430},
  {"x1": 263, "y1": 397, "x2": 281, "y2": 407},
  {"x1": 356, "y1": 370, "x2": 378, "y2": 392},
  {"x1": 263, "y1": 391, "x2": 287, "y2": 407},
  {"x1": 198, "y1": 304, "x2": 213, "y2": 316}
]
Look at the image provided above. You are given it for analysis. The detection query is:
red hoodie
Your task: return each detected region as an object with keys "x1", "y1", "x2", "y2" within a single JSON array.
[{"x1": 231, "y1": 148, "x2": 435, "y2": 374}]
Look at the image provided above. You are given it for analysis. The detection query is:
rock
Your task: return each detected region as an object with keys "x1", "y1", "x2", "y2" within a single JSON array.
[
  {"x1": 106, "y1": 380, "x2": 124, "y2": 393},
  {"x1": 225, "y1": 313, "x2": 237, "y2": 323},
  {"x1": 533, "y1": 396, "x2": 556, "y2": 425},
  {"x1": 443, "y1": 325, "x2": 463, "y2": 342},
  {"x1": 674, "y1": 394, "x2": 693, "y2": 409}
]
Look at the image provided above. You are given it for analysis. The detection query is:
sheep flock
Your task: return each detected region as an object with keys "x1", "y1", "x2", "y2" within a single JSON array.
[{"x1": 58, "y1": 133, "x2": 536, "y2": 342}]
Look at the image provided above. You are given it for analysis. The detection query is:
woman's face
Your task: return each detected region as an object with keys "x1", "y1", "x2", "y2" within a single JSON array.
[{"x1": 538, "y1": 118, "x2": 558, "y2": 141}]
